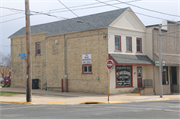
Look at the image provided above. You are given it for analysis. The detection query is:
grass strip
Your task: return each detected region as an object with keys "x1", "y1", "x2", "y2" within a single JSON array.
[{"x1": 0, "y1": 92, "x2": 25, "y2": 96}]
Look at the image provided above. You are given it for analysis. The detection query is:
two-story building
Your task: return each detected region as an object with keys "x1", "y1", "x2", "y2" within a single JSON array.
[{"x1": 9, "y1": 7, "x2": 155, "y2": 94}]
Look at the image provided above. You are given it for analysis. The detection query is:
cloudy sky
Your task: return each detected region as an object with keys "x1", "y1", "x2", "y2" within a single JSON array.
[{"x1": 0, "y1": 0, "x2": 180, "y2": 60}]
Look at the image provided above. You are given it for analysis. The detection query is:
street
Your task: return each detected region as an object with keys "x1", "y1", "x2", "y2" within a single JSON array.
[{"x1": 0, "y1": 100, "x2": 180, "y2": 119}]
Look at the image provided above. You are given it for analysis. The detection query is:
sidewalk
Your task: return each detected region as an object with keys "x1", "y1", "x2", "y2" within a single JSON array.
[{"x1": 0, "y1": 87, "x2": 180, "y2": 105}]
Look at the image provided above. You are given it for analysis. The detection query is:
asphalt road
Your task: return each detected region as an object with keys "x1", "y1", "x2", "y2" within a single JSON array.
[{"x1": 0, "y1": 100, "x2": 180, "y2": 119}]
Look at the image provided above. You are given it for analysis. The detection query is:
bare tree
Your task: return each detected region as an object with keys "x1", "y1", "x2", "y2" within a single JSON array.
[
  {"x1": 2, "y1": 54, "x2": 11, "y2": 68},
  {"x1": 1, "y1": 54, "x2": 11, "y2": 78}
]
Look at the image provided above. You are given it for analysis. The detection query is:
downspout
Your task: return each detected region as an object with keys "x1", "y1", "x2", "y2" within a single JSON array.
[
  {"x1": 64, "y1": 34, "x2": 67, "y2": 92},
  {"x1": 45, "y1": 37, "x2": 47, "y2": 89},
  {"x1": 152, "y1": 29, "x2": 156, "y2": 94}
]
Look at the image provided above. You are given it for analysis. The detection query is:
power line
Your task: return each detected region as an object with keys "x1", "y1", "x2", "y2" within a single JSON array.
[
  {"x1": 0, "y1": 16, "x2": 24, "y2": 24},
  {"x1": 50, "y1": 0, "x2": 116, "y2": 11},
  {"x1": 0, "y1": 12, "x2": 20, "y2": 18},
  {"x1": 116, "y1": 0, "x2": 180, "y2": 18},
  {"x1": 57, "y1": 0, "x2": 107, "y2": 35},
  {"x1": 95, "y1": 0, "x2": 174, "y2": 21},
  {"x1": 0, "y1": 6, "x2": 67, "y2": 20},
  {"x1": 57, "y1": 0, "x2": 80, "y2": 20},
  {"x1": 0, "y1": 0, "x2": 140, "y2": 20},
  {"x1": 49, "y1": 0, "x2": 140, "y2": 14}
]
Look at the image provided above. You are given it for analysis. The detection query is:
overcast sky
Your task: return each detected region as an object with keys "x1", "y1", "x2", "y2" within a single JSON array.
[{"x1": 0, "y1": 0, "x2": 180, "y2": 60}]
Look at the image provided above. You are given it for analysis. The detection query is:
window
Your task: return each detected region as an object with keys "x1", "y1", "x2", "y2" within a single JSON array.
[
  {"x1": 116, "y1": 66, "x2": 132, "y2": 87},
  {"x1": 115, "y1": 36, "x2": 121, "y2": 51},
  {"x1": 137, "y1": 38, "x2": 142, "y2": 52},
  {"x1": 82, "y1": 64, "x2": 92, "y2": 74},
  {"x1": 137, "y1": 67, "x2": 142, "y2": 78},
  {"x1": 162, "y1": 66, "x2": 168, "y2": 85},
  {"x1": 126, "y1": 37, "x2": 132, "y2": 52},
  {"x1": 36, "y1": 42, "x2": 41, "y2": 55}
]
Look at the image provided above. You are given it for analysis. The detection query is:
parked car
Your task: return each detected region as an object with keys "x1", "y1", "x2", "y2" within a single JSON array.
[{"x1": 0, "y1": 78, "x2": 4, "y2": 84}]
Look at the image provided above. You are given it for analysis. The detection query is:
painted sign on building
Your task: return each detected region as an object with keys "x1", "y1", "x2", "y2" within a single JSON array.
[
  {"x1": 82, "y1": 54, "x2": 92, "y2": 64},
  {"x1": 116, "y1": 66, "x2": 132, "y2": 87}
]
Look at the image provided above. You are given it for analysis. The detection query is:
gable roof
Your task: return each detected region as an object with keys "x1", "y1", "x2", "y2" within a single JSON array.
[{"x1": 9, "y1": 7, "x2": 128, "y2": 38}]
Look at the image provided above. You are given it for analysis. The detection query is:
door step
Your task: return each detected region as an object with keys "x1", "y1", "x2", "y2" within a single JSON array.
[{"x1": 131, "y1": 88, "x2": 143, "y2": 93}]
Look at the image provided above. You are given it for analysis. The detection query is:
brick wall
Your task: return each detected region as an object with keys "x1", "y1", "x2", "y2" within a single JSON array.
[
  {"x1": 11, "y1": 28, "x2": 109, "y2": 94},
  {"x1": 11, "y1": 33, "x2": 47, "y2": 88}
]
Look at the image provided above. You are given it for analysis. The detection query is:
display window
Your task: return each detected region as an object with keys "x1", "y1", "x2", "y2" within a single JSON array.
[{"x1": 116, "y1": 66, "x2": 132, "y2": 87}]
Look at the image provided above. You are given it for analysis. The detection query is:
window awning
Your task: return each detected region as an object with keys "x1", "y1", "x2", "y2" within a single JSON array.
[{"x1": 109, "y1": 54, "x2": 154, "y2": 65}]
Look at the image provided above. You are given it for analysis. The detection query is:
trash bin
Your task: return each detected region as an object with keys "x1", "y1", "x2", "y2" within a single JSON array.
[{"x1": 32, "y1": 79, "x2": 39, "y2": 89}]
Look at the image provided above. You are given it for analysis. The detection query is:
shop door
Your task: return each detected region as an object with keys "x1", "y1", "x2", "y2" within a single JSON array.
[
  {"x1": 137, "y1": 67, "x2": 142, "y2": 88},
  {"x1": 171, "y1": 67, "x2": 177, "y2": 84}
]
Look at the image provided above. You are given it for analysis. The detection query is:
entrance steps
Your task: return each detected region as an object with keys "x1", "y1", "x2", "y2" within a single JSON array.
[{"x1": 131, "y1": 88, "x2": 143, "y2": 93}]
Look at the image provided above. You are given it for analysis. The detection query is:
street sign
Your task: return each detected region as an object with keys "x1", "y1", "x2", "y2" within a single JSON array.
[
  {"x1": 82, "y1": 54, "x2": 92, "y2": 64},
  {"x1": 19, "y1": 53, "x2": 27, "y2": 57},
  {"x1": 21, "y1": 57, "x2": 27, "y2": 60},
  {"x1": 107, "y1": 60, "x2": 114, "y2": 70},
  {"x1": 155, "y1": 61, "x2": 165, "y2": 66}
]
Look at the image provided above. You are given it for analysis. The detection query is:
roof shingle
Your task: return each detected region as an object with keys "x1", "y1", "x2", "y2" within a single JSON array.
[{"x1": 9, "y1": 8, "x2": 128, "y2": 38}]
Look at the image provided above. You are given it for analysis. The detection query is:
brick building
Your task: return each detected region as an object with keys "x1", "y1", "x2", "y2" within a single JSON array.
[{"x1": 9, "y1": 7, "x2": 156, "y2": 94}]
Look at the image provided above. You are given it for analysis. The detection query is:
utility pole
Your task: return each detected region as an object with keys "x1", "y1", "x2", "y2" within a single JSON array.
[
  {"x1": 25, "y1": 0, "x2": 32, "y2": 102},
  {"x1": 158, "y1": 24, "x2": 163, "y2": 98}
]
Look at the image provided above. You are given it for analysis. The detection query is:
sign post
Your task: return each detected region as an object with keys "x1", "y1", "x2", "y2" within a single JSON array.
[
  {"x1": 106, "y1": 60, "x2": 114, "y2": 102},
  {"x1": 19, "y1": 53, "x2": 28, "y2": 101}
]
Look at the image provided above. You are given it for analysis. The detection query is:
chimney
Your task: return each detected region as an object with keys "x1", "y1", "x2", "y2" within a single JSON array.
[{"x1": 162, "y1": 20, "x2": 168, "y2": 30}]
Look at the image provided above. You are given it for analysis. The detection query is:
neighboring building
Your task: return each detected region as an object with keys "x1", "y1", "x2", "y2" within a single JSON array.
[
  {"x1": 9, "y1": 7, "x2": 155, "y2": 94},
  {"x1": 146, "y1": 21, "x2": 180, "y2": 94}
]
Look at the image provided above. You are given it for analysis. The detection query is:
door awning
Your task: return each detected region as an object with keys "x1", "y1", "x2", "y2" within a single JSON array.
[{"x1": 109, "y1": 54, "x2": 154, "y2": 65}]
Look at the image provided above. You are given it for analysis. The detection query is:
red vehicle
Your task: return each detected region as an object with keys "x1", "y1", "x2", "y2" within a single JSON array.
[{"x1": 2, "y1": 72, "x2": 11, "y2": 87}]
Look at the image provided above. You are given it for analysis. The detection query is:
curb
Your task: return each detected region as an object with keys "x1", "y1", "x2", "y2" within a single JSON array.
[
  {"x1": 47, "y1": 102, "x2": 66, "y2": 104},
  {"x1": 155, "y1": 98, "x2": 169, "y2": 101},
  {"x1": 119, "y1": 93, "x2": 140, "y2": 96},
  {"x1": 0, "y1": 101, "x2": 36, "y2": 105},
  {"x1": 77, "y1": 101, "x2": 123, "y2": 105}
]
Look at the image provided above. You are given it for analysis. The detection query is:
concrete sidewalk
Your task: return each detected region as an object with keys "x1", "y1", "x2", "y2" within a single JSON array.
[{"x1": 0, "y1": 87, "x2": 180, "y2": 105}]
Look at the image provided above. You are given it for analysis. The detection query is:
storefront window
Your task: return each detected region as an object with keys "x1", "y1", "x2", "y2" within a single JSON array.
[
  {"x1": 162, "y1": 66, "x2": 168, "y2": 85},
  {"x1": 116, "y1": 66, "x2": 132, "y2": 87}
]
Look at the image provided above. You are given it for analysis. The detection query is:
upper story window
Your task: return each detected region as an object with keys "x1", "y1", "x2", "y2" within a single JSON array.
[
  {"x1": 137, "y1": 38, "x2": 142, "y2": 53},
  {"x1": 115, "y1": 36, "x2": 121, "y2": 51},
  {"x1": 36, "y1": 42, "x2": 41, "y2": 55},
  {"x1": 126, "y1": 37, "x2": 132, "y2": 52}
]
